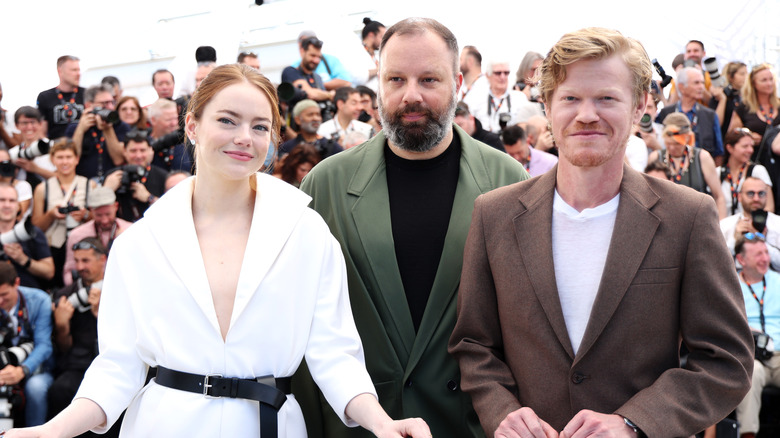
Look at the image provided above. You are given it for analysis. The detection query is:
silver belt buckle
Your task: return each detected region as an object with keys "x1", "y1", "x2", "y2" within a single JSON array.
[{"x1": 203, "y1": 373, "x2": 222, "y2": 398}]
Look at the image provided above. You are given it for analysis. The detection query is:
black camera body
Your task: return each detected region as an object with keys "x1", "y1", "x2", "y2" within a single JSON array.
[
  {"x1": 752, "y1": 209, "x2": 769, "y2": 233},
  {"x1": 91, "y1": 108, "x2": 120, "y2": 125},
  {"x1": 498, "y1": 113, "x2": 512, "y2": 130},
  {"x1": 117, "y1": 165, "x2": 146, "y2": 195},
  {"x1": 57, "y1": 205, "x2": 80, "y2": 215},
  {"x1": 652, "y1": 59, "x2": 673, "y2": 88},
  {"x1": 753, "y1": 331, "x2": 774, "y2": 362}
]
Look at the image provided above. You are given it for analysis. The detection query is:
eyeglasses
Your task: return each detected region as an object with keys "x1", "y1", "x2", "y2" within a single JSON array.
[
  {"x1": 126, "y1": 129, "x2": 149, "y2": 142},
  {"x1": 72, "y1": 240, "x2": 107, "y2": 254},
  {"x1": 745, "y1": 232, "x2": 766, "y2": 242},
  {"x1": 744, "y1": 190, "x2": 768, "y2": 199},
  {"x1": 95, "y1": 100, "x2": 116, "y2": 107},
  {"x1": 492, "y1": 71, "x2": 511, "y2": 76},
  {"x1": 664, "y1": 127, "x2": 691, "y2": 136}
]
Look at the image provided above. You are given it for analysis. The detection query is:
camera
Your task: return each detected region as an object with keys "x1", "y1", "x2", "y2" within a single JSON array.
[
  {"x1": 0, "y1": 161, "x2": 15, "y2": 179},
  {"x1": 150, "y1": 131, "x2": 184, "y2": 154},
  {"x1": 498, "y1": 113, "x2": 512, "y2": 130},
  {"x1": 753, "y1": 330, "x2": 774, "y2": 362},
  {"x1": 62, "y1": 278, "x2": 102, "y2": 313},
  {"x1": 117, "y1": 164, "x2": 146, "y2": 195},
  {"x1": 7, "y1": 139, "x2": 50, "y2": 161},
  {"x1": 752, "y1": 209, "x2": 768, "y2": 233},
  {"x1": 652, "y1": 59, "x2": 673, "y2": 88},
  {"x1": 703, "y1": 57, "x2": 726, "y2": 88},
  {"x1": 639, "y1": 113, "x2": 654, "y2": 133},
  {"x1": 277, "y1": 82, "x2": 308, "y2": 106},
  {"x1": 57, "y1": 205, "x2": 80, "y2": 215},
  {"x1": 357, "y1": 110, "x2": 372, "y2": 123},
  {"x1": 0, "y1": 217, "x2": 37, "y2": 247},
  {"x1": 91, "y1": 108, "x2": 120, "y2": 125}
]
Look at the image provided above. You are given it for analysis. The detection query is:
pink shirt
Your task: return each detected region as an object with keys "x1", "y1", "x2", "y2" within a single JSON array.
[{"x1": 63, "y1": 218, "x2": 133, "y2": 285}]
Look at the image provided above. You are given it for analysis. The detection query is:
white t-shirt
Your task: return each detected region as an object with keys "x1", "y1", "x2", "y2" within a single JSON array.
[
  {"x1": 14, "y1": 179, "x2": 33, "y2": 219},
  {"x1": 717, "y1": 163, "x2": 772, "y2": 216},
  {"x1": 552, "y1": 190, "x2": 620, "y2": 355}
]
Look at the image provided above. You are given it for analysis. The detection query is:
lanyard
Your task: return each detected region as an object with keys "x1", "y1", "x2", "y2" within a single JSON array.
[
  {"x1": 665, "y1": 147, "x2": 690, "y2": 183},
  {"x1": 743, "y1": 273, "x2": 768, "y2": 333},
  {"x1": 488, "y1": 93, "x2": 511, "y2": 117},
  {"x1": 56, "y1": 88, "x2": 78, "y2": 120},
  {"x1": 94, "y1": 220, "x2": 118, "y2": 252},
  {"x1": 725, "y1": 163, "x2": 747, "y2": 215}
]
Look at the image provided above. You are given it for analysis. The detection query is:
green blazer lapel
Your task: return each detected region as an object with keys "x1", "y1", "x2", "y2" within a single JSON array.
[
  {"x1": 348, "y1": 133, "x2": 416, "y2": 361},
  {"x1": 574, "y1": 166, "x2": 661, "y2": 364},
  {"x1": 405, "y1": 128, "x2": 521, "y2": 373},
  {"x1": 513, "y1": 167, "x2": 576, "y2": 360}
]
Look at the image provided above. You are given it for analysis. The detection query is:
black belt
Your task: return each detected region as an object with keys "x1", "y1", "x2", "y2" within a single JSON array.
[{"x1": 153, "y1": 366, "x2": 291, "y2": 438}]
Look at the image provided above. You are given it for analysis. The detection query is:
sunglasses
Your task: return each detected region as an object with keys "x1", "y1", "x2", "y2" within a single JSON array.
[
  {"x1": 744, "y1": 190, "x2": 767, "y2": 199},
  {"x1": 492, "y1": 71, "x2": 511, "y2": 76},
  {"x1": 301, "y1": 37, "x2": 323, "y2": 50},
  {"x1": 72, "y1": 240, "x2": 107, "y2": 255},
  {"x1": 126, "y1": 129, "x2": 149, "y2": 143},
  {"x1": 745, "y1": 232, "x2": 766, "y2": 242}
]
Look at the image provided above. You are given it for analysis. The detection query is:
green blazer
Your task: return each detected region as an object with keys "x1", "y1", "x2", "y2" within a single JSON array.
[{"x1": 294, "y1": 126, "x2": 528, "y2": 438}]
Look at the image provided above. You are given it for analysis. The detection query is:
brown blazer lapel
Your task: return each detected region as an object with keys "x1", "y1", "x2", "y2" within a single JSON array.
[
  {"x1": 574, "y1": 166, "x2": 661, "y2": 363},
  {"x1": 513, "y1": 168, "x2": 576, "y2": 360}
]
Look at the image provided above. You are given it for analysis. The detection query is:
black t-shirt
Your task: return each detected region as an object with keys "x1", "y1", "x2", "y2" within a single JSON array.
[
  {"x1": 54, "y1": 282, "x2": 98, "y2": 371},
  {"x1": 385, "y1": 131, "x2": 461, "y2": 332},
  {"x1": 109, "y1": 164, "x2": 167, "y2": 222},
  {"x1": 7, "y1": 225, "x2": 52, "y2": 289},
  {"x1": 65, "y1": 122, "x2": 130, "y2": 181},
  {"x1": 36, "y1": 87, "x2": 85, "y2": 139},
  {"x1": 151, "y1": 143, "x2": 194, "y2": 173},
  {"x1": 281, "y1": 66, "x2": 325, "y2": 91}
]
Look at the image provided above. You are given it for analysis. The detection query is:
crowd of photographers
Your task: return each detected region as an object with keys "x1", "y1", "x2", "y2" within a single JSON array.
[{"x1": 0, "y1": 19, "x2": 779, "y2": 436}]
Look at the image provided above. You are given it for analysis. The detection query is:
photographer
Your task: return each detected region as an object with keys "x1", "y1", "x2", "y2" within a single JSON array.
[
  {"x1": 721, "y1": 177, "x2": 780, "y2": 270},
  {"x1": 148, "y1": 99, "x2": 192, "y2": 173},
  {"x1": 65, "y1": 84, "x2": 127, "y2": 182},
  {"x1": 278, "y1": 99, "x2": 343, "y2": 161},
  {"x1": 734, "y1": 234, "x2": 780, "y2": 438},
  {"x1": 0, "y1": 261, "x2": 53, "y2": 427},
  {"x1": 49, "y1": 238, "x2": 106, "y2": 423},
  {"x1": 11, "y1": 107, "x2": 56, "y2": 188},
  {"x1": 102, "y1": 134, "x2": 166, "y2": 223},
  {"x1": 316, "y1": 87, "x2": 373, "y2": 143},
  {"x1": 0, "y1": 184, "x2": 53, "y2": 289},
  {"x1": 280, "y1": 36, "x2": 335, "y2": 103},
  {"x1": 61, "y1": 187, "x2": 130, "y2": 286},
  {"x1": 32, "y1": 139, "x2": 91, "y2": 290}
]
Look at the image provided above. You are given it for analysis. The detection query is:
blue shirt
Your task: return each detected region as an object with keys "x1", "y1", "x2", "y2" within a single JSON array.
[
  {"x1": 741, "y1": 269, "x2": 780, "y2": 342},
  {"x1": 291, "y1": 53, "x2": 351, "y2": 83},
  {"x1": 13, "y1": 286, "x2": 53, "y2": 373}
]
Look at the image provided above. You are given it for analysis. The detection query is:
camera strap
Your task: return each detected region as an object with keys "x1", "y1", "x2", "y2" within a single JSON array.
[
  {"x1": 743, "y1": 273, "x2": 767, "y2": 333},
  {"x1": 1, "y1": 291, "x2": 32, "y2": 346}
]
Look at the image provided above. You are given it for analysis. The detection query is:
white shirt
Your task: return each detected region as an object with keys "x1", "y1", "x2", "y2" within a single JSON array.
[
  {"x1": 317, "y1": 118, "x2": 373, "y2": 143},
  {"x1": 625, "y1": 135, "x2": 649, "y2": 172},
  {"x1": 553, "y1": 190, "x2": 620, "y2": 355},
  {"x1": 471, "y1": 89, "x2": 542, "y2": 133}
]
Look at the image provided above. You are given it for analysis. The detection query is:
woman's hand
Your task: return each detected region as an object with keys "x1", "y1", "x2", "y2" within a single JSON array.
[{"x1": 372, "y1": 418, "x2": 431, "y2": 438}]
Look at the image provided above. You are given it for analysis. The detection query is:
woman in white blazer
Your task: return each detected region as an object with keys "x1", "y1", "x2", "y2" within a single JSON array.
[{"x1": 4, "y1": 65, "x2": 430, "y2": 438}]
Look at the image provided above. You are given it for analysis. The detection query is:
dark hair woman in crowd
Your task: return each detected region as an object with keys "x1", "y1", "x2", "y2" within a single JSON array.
[
  {"x1": 116, "y1": 96, "x2": 147, "y2": 130},
  {"x1": 717, "y1": 127, "x2": 774, "y2": 215},
  {"x1": 279, "y1": 144, "x2": 320, "y2": 188}
]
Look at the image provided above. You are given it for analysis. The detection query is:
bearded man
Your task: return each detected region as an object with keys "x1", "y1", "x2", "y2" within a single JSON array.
[{"x1": 292, "y1": 17, "x2": 527, "y2": 438}]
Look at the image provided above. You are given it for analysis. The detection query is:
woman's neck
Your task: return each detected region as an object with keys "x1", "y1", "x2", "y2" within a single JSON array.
[
  {"x1": 192, "y1": 173, "x2": 256, "y2": 220},
  {"x1": 729, "y1": 159, "x2": 747, "y2": 174},
  {"x1": 758, "y1": 92, "x2": 772, "y2": 107}
]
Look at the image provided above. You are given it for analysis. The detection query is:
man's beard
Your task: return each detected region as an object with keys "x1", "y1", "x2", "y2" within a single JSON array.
[
  {"x1": 378, "y1": 88, "x2": 457, "y2": 153},
  {"x1": 300, "y1": 120, "x2": 320, "y2": 135}
]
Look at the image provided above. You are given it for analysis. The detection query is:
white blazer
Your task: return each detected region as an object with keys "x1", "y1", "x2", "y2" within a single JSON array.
[{"x1": 76, "y1": 173, "x2": 376, "y2": 437}]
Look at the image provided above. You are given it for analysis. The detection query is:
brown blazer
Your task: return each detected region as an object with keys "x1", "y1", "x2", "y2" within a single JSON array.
[{"x1": 449, "y1": 164, "x2": 754, "y2": 437}]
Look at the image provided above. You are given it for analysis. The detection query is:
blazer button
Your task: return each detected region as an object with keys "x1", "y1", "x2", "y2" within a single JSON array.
[
  {"x1": 571, "y1": 372, "x2": 586, "y2": 384},
  {"x1": 446, "y1": 379, "x2": 458, "y2": 391}
]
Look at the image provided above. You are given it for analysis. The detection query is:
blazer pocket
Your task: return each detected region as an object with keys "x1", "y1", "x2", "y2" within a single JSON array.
[{"x1": 631, "y1": 267, "x2": 679, "y2": 285}]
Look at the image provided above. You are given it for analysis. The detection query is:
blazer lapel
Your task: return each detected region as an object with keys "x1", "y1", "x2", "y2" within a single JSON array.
[
  {"x1": 145, "y1": 178, "x2": 222, "y2": 337},
  {"x1": 513, "y1": 167, "x2": 575, "y2": 360},
  {"x1": 348, "y1": 135, "x2": 416, "y2": 361},
  {"x1": 230, "y1": 174, "x2": 312, "y2": 326},
  {"x1": 574, "y1": 166, "x2": 661, "y2": 363}
]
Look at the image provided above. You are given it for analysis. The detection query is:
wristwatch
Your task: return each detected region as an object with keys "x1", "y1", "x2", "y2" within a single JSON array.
[
  {"x1": 22, "y1": 257, "x2": 31, "y2": 269},
  {"x1": 623, "y1": 417, "x2": 647, "y2": 438}
]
